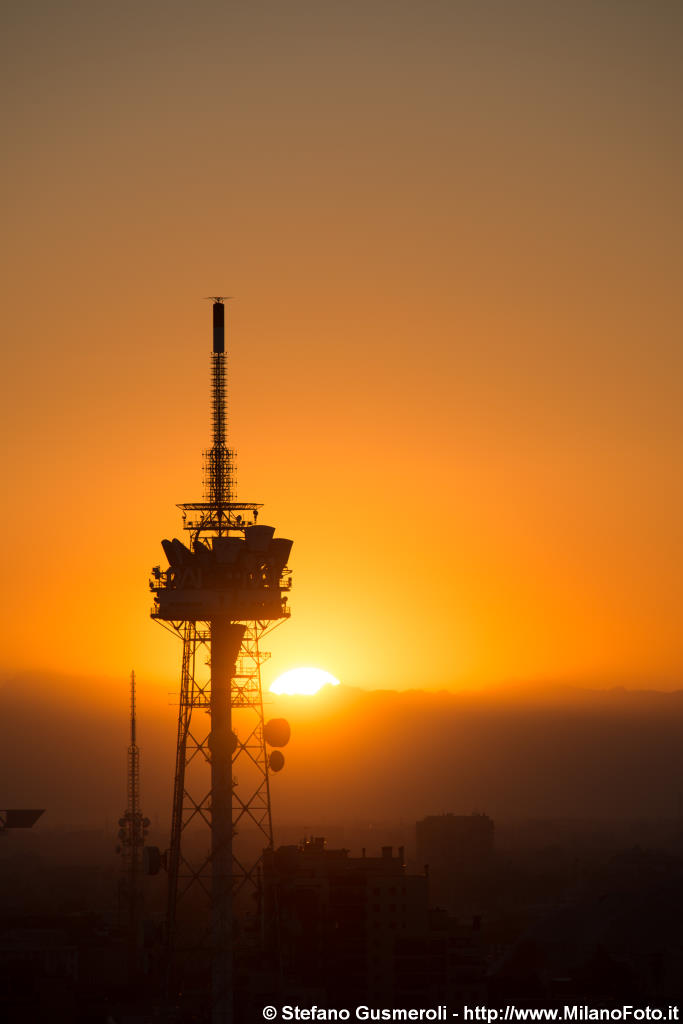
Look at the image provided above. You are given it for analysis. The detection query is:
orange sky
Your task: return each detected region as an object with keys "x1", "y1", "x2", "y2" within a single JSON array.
[{"x1": 2, "y1": 0, "x2": 682, "y2": 692}]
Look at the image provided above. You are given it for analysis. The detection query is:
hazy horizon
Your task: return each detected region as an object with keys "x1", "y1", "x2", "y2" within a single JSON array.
[{"x1": 4, "y1": 671, "x2": 683, "y2": 830}]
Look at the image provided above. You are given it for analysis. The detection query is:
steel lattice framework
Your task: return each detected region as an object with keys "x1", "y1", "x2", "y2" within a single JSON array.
[{"x1": 162, "y1": 616, "x2": 286, "y2": 934}]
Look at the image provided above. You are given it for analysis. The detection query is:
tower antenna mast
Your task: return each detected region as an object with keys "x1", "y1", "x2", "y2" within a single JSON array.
[{"x1": 205, "y1": 296, "x2": 233, "y2": 516}]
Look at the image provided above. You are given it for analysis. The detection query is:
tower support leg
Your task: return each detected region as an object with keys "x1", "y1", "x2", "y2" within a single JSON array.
[{"x1": 210, "y1": 622, "x2": 245, "y2": 1024}]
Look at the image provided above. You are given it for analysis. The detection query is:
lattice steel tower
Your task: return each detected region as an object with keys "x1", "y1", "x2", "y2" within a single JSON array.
[
  {"x1": 149, "y1": 301, "x2": 293, "y2": 1023},
  {"x1": 117, "y1": 670, "x2": 149, "y2": 979}
]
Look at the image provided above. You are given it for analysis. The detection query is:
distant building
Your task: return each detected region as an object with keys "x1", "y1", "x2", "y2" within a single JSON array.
[
  {"x1": 263, "y1": 836, "x2": 486, "y2": 1005},
  {"x1": 263, "y1": 838, "x2": 427, "y2": 1003},
  {"x1": 416, "y1": 813, "x2": 495, "y2": 916},
  {"x1": 416, "y1": 813, "x2": 494, "y2": 873}
]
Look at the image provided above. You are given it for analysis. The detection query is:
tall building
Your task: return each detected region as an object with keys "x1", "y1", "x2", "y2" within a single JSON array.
[
  {"x1": 264, "y1": 839, "x2": 427, "y2": 1003},
  {"x1": 263, "y1": 837, "x2": 487, "y2": 1006}
]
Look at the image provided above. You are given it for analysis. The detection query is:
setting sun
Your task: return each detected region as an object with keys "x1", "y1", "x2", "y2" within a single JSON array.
[{"x1": 269, "y1": 667, "x2": 340, "y2": 696}]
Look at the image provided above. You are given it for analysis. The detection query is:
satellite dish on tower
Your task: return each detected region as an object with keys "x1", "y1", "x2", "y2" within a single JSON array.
[{"x1": 264, "y1": 718, "x2": 291, "y2": 748}]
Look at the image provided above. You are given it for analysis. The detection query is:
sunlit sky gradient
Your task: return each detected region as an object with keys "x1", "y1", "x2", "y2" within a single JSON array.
[{"x1": 2, "y1": 0, "x2": 682, "y2": 691}]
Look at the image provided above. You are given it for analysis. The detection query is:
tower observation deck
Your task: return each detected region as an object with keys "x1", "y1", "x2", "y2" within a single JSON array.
[
  {"x1": 151, "y1": 299, "x2": 292, "y2": 624},
  {"x1": 149, "y1": 300, "x2": 293, "y2": 1024}
]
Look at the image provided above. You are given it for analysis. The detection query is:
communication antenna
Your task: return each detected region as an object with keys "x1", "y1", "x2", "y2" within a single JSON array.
[
  {"x1": 116, "y1": 670, "x2": 149, "y2": 980},
  {"x1": 148, "y1": 301, "x2": 293, "y2": 1023}
]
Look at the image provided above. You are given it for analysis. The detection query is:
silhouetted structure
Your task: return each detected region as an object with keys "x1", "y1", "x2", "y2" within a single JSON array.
[
  {"x1": 149, "y1": 300, "x2": 293, "y2": 1024},
  {"x1": 416, "y1": 813, "x2": 495, "y2": 915},
  {"x1": 115, "y1": 670, "x2": 149, "y2": 981},
  {"x1": 416, "y1": 813, "x2": 494, "y2": 873},
  {"x1": 263, "y1": 838, "x2": 488, "y2": 1006},
  {"x1": 264, "y1": 839, "x2": 424, "y2": 1001}
]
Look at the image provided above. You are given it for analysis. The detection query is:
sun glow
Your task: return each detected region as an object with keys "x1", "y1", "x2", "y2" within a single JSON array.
[{"x1": 269, "y1": 667, "x2": 340, "y2": 696}]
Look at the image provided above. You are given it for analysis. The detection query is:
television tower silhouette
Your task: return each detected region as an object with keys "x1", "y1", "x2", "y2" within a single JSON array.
[
  {"x1": 116, "y1": 670, "x2": 149, "y2": 980},
  {"x1": 149, "y1": 300, "x2": 293, "y2": 1023}
]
